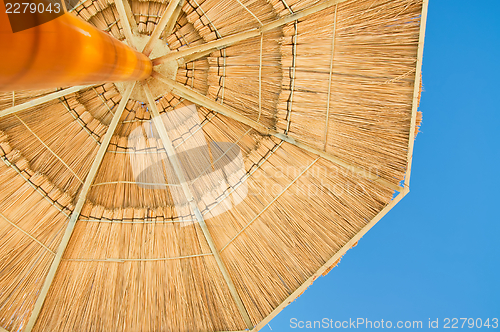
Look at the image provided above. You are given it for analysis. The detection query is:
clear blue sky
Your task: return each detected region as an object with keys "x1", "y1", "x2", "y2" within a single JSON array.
[{"x1": 260, "y1": 1, "x2": 500, "y2": 330}]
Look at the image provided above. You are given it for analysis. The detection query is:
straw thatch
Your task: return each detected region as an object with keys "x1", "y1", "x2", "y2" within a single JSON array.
[{"x1": 0, "y1": 0, "x2": 427, "y2": 331}]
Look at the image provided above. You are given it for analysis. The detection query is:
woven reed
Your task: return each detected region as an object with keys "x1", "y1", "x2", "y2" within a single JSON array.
[{"x1": 0, "y1": 0, "x2": 424, "y2": 331}]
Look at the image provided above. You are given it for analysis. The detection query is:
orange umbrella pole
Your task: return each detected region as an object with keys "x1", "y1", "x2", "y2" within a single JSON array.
[{"x1": 0, "y1": 0, "x2": 152, "y2": 91}]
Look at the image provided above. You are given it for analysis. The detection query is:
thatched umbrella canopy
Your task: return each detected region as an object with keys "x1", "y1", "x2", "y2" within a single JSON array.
[{"x1": 0, "y1": 0, "x2": 428, "y2": 331}]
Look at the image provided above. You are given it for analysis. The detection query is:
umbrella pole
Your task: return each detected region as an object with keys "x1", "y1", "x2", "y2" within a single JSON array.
[{"x1": 0, "y1": 1, "x2": 152, "y2": 91}]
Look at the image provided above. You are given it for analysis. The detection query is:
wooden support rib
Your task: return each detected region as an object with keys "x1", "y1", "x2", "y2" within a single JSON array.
[
  {"x1": 323, "y1": 5, "x2": 337, "y2": 150},
  {"x1": 152, "y1": 72, "x2": 403, "y2": 192},
  {"x1": 122, "y1": 0, "x2": 139, "y2": 34},
  {"x1": 164, "y1": 0, "x2": 184, "y2": 37},
  {"x1": 280, "y1": 0, "x2": 293, "y2": 13},
  {"x1": 24, "y1": 82, "x2": 136, "y2": 332},
  {"x1": 142, "y1": 84, "x2": 254, "y2": 330},
  {"x1": 257, "y1": 33, "x2": 263, "y2": 122},
  {"x1": 114, "y1": 0, "x2": 136, "y2": 47},
  {"x1": 152, "y1": 0, "x2": 350, "y2": 65},
  {"x1": 0, "y1": 86, "x2": 90, "y2": 119},
  {"x1": 404, "y1": 0, "x2": 429, "y2": 189},
  {"x1": 142, "y1": 0, "x2": 182, "y2": 56},
  {"x1": 285, "y1": 20, "x2": 298, "y2": 134}
]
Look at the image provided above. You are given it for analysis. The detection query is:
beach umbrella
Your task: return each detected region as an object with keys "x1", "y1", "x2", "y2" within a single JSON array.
[{"x1": 0, "y1": 0, "x2": 428, "y2": 331}]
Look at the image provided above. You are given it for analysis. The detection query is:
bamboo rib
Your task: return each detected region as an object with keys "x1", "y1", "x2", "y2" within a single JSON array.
[
  {"x1": 152, "y1": 71, "x2": 402, "y2": 192},
  {"x1": 114, "y1": 0, "x2": 136, "y2": 48},
  {"x1": 323, "y1": 5, "x2": 337, "y2": 150},
  {"x1": 24, "y1": 82, "x2": 136, "y2": 332},
  {"x1": 0, "y1": 86, "x2": 91, "y2": 119},
  {"x1": 123, "y1": 0, "x2": 139, "y2": 34},
  {"x1": 404, "y1": 0, "x2": 428, "y2": 189},
  {"x1": 142, "y1": 0, "x2": 182, "y2": 56},
  {"x1": 164, "y1": 0, "x2": 184, "y2": 36},
  {"x1": 285, "y1": 20, "x2": 298, "y2": 134},
  {"x1": 280, "y1": 0, "x2": 293, "y2": 13},
  {"x1": 257, "y1": 33, "x2": 263, "y2": 122},
  {"x1": 0, "y1": 147, "x2": 72, "y2": 330},
  {"x1": 143, "y1": 84, "x2": 254, "y2": 329}
]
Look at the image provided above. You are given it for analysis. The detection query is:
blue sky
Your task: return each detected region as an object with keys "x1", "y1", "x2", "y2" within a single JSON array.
[{"x1": 260, "y1": 1, "x2": 500, "y2": 330}]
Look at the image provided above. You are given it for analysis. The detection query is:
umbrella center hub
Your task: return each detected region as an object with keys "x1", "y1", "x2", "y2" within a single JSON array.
[{"x1": 115, "y1": 34, "x2": 178, "y2": 103}]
